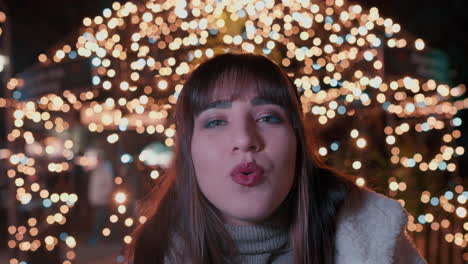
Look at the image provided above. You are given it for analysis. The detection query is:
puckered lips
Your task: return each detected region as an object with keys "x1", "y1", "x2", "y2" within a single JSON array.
[{"x1": 230, "y1": 161, "x2": 265, "y2": 187}]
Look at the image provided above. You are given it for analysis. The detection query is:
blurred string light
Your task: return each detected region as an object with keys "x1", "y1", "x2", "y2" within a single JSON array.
[
  {"x1": 0, "y1": 10, "x2": 8, "y2": 72},
  {"x1": 0, "y1": 9, "x2": 8, "y2": 121},
  {"x1": 2, "y1": 9, "x2": 79, "y2": 262},
  {"x1": 2, "y1": 0, "x2": 466, "y2": 261}
]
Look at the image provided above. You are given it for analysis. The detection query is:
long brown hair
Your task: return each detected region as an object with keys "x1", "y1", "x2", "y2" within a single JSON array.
[{"x1": 127, "y1": 53, "x2": 361, "y2": 264}]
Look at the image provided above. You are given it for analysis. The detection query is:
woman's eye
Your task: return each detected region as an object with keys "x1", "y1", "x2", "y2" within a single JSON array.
[
  {"x1": 203, "y1": 115, "x2": 282, "y2": 128},
  {"x1": 258, "y1": 115, "x2": 282, "y2": 124},
  {"x1": 204, "y1": 120, "x2": 225, "y2": 128}
]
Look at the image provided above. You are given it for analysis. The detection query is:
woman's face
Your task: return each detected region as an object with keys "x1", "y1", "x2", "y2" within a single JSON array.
[{"x1": 191, "y1": 91, "x2": 297, "y2": 226}]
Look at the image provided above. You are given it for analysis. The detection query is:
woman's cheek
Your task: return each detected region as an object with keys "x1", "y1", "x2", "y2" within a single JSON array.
[{"x1": 199, "y1": 132, "x2": 226, "y2": 156}]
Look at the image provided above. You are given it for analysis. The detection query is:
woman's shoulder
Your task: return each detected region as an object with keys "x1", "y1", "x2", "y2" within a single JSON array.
[
  {"x1": 343, "y1": 187, "x2": 408, "y2": 234},
  {"x1": 347, "y1": 187, "x2": 407, "y2": 226},
  {"x1": 335, "y1": 187, "x2": 410, "y2": 263}
]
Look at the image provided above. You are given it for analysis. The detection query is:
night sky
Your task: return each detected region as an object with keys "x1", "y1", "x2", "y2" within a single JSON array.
[
  {"x1": 2, "y1": 0, "x2": 467, "y2": 85},
  {"x1": 3, "y1": 0, "x2": 121, "y2": 75}
]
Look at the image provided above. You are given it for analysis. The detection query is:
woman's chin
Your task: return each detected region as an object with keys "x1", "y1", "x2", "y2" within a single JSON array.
[{"x1": 220, "y1": 207, "x2": 275, "y2": 226}]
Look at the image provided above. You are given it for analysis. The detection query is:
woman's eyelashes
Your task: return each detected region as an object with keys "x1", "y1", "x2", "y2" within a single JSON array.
[
  {"x1": 204, "y1": 119, "x2": 226, "y2": 128},
  {"x1": 257, "y1": 115, "x2": 282, "y2": 124},
  {"x1": 203, "y1": 114, "x2": 283, "y2": 129}
]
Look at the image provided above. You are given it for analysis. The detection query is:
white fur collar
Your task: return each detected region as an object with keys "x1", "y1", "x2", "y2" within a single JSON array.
[{"x1": 335, "y1": 189, "x2": 407, "y2": 264}]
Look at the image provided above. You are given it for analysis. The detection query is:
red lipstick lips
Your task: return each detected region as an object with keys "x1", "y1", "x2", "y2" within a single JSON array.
[{"x1": 230, "y1": 162, "x2": 264, "y2": 187}]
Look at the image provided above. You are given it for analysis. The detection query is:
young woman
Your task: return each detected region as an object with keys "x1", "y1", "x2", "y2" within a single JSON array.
[{"x1": 127, "y1": 53, "x2": 426, "y2": 264}]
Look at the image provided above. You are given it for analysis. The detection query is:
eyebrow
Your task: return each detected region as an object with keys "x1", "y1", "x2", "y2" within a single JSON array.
[{"x1": 200, "y1": 96, "x2": 277, "y2": 113}]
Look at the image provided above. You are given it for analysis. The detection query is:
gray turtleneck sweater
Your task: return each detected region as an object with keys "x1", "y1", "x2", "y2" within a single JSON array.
[
  {"x1": 165, "y1": 189, "x2": 426, "y2": 264},
  {"x1": 224, "y1": 222, "x2": 293, "y2": 264}
]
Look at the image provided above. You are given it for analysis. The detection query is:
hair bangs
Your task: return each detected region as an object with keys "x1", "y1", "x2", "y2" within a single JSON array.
[{"x1": 188, "y1": 56, "x2": 295, "y2": 118}]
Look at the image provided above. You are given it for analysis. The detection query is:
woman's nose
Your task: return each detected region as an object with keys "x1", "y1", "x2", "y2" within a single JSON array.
[{"x1": 231, "y1": 119, "x2": 262, "y2": 153}]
